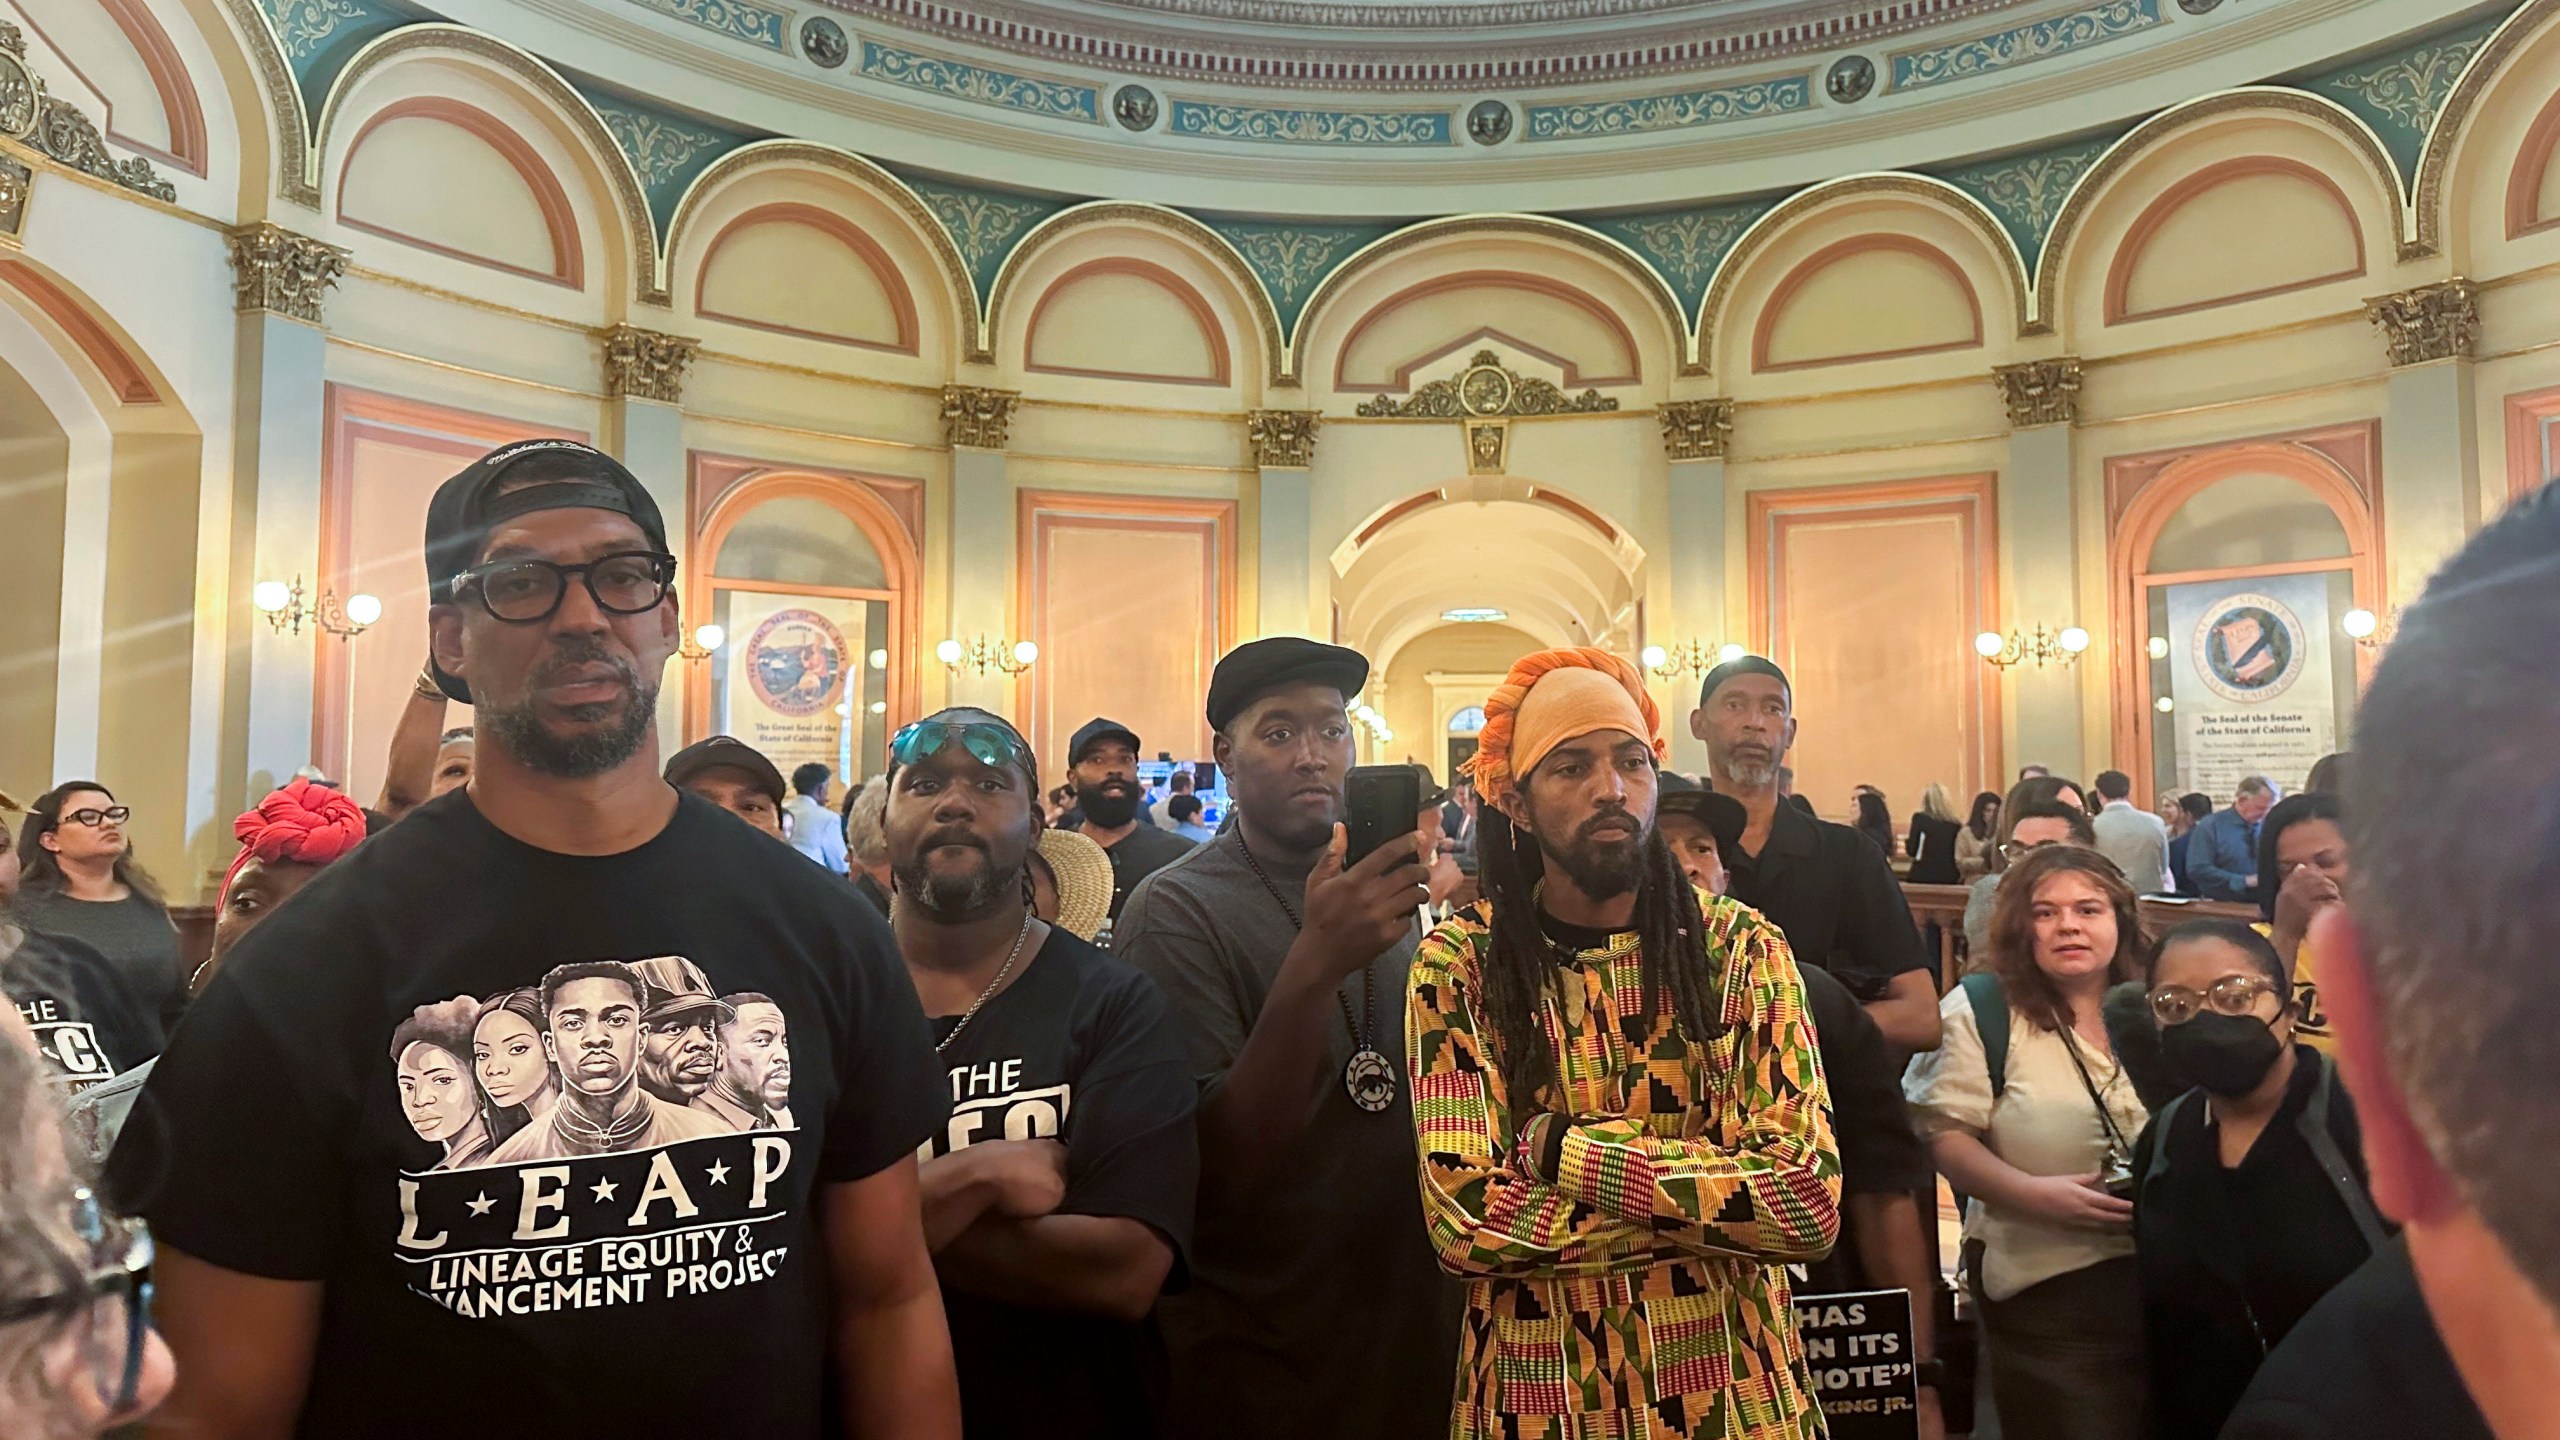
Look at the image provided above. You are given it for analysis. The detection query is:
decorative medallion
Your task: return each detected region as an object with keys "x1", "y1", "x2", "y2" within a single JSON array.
[
  {"x1": 1992, "y1": 357, "x2": 2082, "y2": 428},
  {"x1": 1114, "y1": 84, "x2": 1159, "y2": 131},
  {"x1": 942, "y1": 384, "x2": 1021, "y2": 449},
  {"x1": 746, "y1": 608, "x2": 849, "y2": 715},
  {"x1": 2192, "y1": 592, "x2": 2307, "y2": 704},
  {"x1": 1659, "y1": 399, "x2": 1733, "y2": 461},
  {"x1": 1826, "y1": 55, "x2": 1876, "y2": 104},
  {"x1": 2175, "y1": 0, "x2": 2221, "y2": 13},
  {"x1": 1466, "y1": 100, "x2": 1513, "y2": 146},
  {"x1": 800, "y1": 16, "x2": 849, "y2": 67},
  {"x1": 1248, "y1": 409, "x2": 1320, "y2": 468},
  {"x1": 1355, "y1": 350, "x2": 1619, "y2": 418}
]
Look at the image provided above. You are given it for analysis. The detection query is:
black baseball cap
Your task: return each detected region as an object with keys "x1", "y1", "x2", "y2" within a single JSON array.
[
  {"x1": 664, "y1": 736, "x2": 786, "y2": 807},
  {"x1": 1068, "y1": 718, "x2": 1141, "y2": 767},
  {"x1": 1658, "y1": 788, "x2": 1746, "y2": 857},
  {"x1": 1206, "y1": 637, "x2": 1370, "y2": 731},
  {"x1": 421, "y1": 439, "x2": 670, "y2": 702},
  {"x1": 1696, "y1": 654, "x2": 1791, "y2": 709}
]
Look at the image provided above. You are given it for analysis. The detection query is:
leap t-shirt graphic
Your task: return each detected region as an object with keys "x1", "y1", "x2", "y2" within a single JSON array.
[
  {"x1": 108, "y1": 792, "x2": 946, "y2": 1439},
  {"x1": 385, "y1": 957, "x2": 811, "y2": 1320}
]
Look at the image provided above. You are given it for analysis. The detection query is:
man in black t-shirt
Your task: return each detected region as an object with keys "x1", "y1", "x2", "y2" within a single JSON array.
[
  {"x1": 1066, "y1": 717, "x2": 1195, "y2": 924},
  {"x1": 885, "y1": 707, "x2": 1196, "y2": 1439},
  {"x1": 110, "y1": 439, "x2": 958, "y2": 1440},
  {"x1": 1689, "y1": 656, "x2": 1941, "y2": 1053}
]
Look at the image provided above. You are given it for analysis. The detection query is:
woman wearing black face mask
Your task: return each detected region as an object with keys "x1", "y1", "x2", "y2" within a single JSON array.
[{"x1": 2128, "y1": 920, "x2": 2390, "y2": 1439}]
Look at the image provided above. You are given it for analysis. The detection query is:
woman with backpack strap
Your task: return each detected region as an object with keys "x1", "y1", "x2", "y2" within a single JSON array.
[
  {"x1": 2129, "y1": 920, "x2": 2388, "y2": 1439},
  {"x1": 1906, "y1": 845, "x2": 2152, "y2": 1440}
]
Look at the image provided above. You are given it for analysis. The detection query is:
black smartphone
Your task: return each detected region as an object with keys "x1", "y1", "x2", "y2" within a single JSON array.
[{"x1": 1343, "y1": 765, "x2": 1423, "y2": 868}]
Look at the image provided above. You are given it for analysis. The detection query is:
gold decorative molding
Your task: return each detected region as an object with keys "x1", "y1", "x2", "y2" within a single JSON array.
[
  {"x1": 600, "y1": 323, "x2": 699, "y2": 403},
  {"x1": 2410, "y1": 0, "x2": 2550, "y2": 264},
  {"x1": 1659, "y1": 398, "x2": 1732, "y2": 460},
  {"x1": 212, "y1": 0, "x2": 316, "y2": 208},
  {"x1": 0, "y1": 23, "x2": 174, "y2": 204},
  {"x1": 226, "y1": 222, "x2": 349, "y2": 323},
  {"x1": 1355, "y1": 350, "x2": 1618, "y2": 418},
  {"x1": 1247, "y1": 408, "x2": 1320, "y2": 467},
  {"x1": 1992, "y1": 357, "x2": 2082, "y2": 428},
  {"x1": 2364, "y1": 279, "x2": 2478, "y2": 367},
  {"x1": 983, "y1": 201, "x2": 1284, "y2": 380},
  {"x1": 1464, "y1": 418, "x2": 1509, "y2": 474},
  {"x1": 942, "y1": 383, "x2": 1020, "y2": 450}
]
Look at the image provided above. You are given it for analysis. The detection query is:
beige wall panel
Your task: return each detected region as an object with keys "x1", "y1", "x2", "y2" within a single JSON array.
[
  {"x1": 1335, "y1": 281, "x2": 1639, "y2": 388},
  {"x1": 340, "y1": 116, "x2": 560, "y2": 278},
  {"x1": 1727, "y1": 382, "x2": 2006, "y2": 462},
  {"x1": 1027, "y1": 270, "x2": 1222, "y2": 383},
  {"x1": 699, "y1": 218, "x2": 907, "y2": 348},
  {"x1": 0, "y1": 366, "x2": 68, "y2": 795},
  {"x1": 327, "y1": 278, "x2": 600, "y2": 399},
  {"x1": 1024, "y1": 516, "x2": 1221, "y2": 766},
  {"x1": 97, "y1": 430, "x2": 200, "y2": 884},
  {"x1": 1760, "y1": 246, "x2": 1979, "y2": 370},
  {"x1": 673, "y1": 168, "x2": 957, "y2": 371},
  {"x1": 1381, "y1": 622, "x2": 1538, "y2": 778},
  {"x1": 9, "y1": 0, "x2": 172, "y2": 154},
  {"x1": 2115, "y1": 171, "x2": 2361, "y2": 321},
  {"x1": 1774, "y1": 512, "x2": 1975, "y2": 821},
  {"x1": 330, "y1": 428, "x2": 484, "y2": 801},
  {"x1": 2144, "y1": 470, "x2": 2352, "y2": 573},
  {"x1": 1005, "y1": 405, "x2": 1242, "y2": 472}
]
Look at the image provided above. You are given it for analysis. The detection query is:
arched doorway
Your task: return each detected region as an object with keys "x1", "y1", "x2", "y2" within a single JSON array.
[
  {"x1": 689, "y1": 470, "x2": 919, "y2": 783},
  {"x1": 2110, "y1": 437, "x2": 2380, "y2": 803}
]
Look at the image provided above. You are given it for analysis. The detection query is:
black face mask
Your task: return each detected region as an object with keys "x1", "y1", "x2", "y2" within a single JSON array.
[{"x1": 2161, "y1": 1011, "x2": 2285, "y2": 1097}]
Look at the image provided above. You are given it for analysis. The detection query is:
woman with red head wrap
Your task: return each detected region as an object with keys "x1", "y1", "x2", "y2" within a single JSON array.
[{"x1": 68, "y1": 779, "x2": 370, "y2": 1161}]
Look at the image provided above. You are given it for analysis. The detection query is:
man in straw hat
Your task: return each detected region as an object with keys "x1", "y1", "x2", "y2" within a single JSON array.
[
  {"x1": 1408, "y1": 646, "x2": 1840, "y2": 1439},
  {"x1": 883, "y1": 706, "x2": 1197, "y2": 1440}
]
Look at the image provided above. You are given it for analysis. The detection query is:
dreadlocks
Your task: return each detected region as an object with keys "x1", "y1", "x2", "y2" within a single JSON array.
[{"x1": 1470, "y1": 799, "x2": 1724, "y2": 1111}]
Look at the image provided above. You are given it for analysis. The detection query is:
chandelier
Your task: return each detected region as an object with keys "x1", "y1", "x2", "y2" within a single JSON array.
[
  {"x1": 1975, "y1": 624, "x2": 2089, "y2": 669},
  {"x1": 937, "y1": 636, "x2": 1038, "y2": 675}
]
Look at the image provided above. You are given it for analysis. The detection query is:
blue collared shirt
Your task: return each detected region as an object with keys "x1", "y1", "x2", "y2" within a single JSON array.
[{"x1": 2186, "y1": 807, "x2": 2261, "y2": 903}]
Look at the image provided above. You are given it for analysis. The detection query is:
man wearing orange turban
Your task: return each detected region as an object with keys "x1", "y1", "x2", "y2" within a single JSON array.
[{"x1": 1406, "y1": 647, "x2": 1841, "y2": 1440}]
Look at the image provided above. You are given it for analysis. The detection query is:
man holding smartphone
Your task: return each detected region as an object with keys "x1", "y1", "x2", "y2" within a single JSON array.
[{"x1": 1115, "y1": 637, "x2": 1462, "y2": 1440}]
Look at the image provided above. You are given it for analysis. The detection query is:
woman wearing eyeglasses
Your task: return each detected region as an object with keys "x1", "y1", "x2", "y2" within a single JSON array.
[
  {"x1": 10, "y1": 784, "x2": 183, "y2": 1056},
  {"x1": 2128, "y1": 920, "x2": 2386, "y2": 1439},
  {"x1": 0, "y1": 1016, "x2": 173, "y2": 1437}
]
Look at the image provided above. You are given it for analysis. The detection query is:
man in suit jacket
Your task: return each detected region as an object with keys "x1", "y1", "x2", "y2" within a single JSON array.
[
  {"x1": 2090, "y1": 768, "x2": 2173, "y2": 894},
  {"x1": 2187, "y1": 775, "x2": 2280, "y2": 903}
]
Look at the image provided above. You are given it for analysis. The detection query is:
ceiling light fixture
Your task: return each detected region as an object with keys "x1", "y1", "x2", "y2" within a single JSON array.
[{"x1": 1440, "y1": 607, "x2": 1507, "y2": 624}]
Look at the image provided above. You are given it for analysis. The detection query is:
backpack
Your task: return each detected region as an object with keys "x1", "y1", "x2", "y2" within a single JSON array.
[
  {"x1": 1959, "y1": 971, "x2": 2163, "y2": 1102},
  {"x1": 2137, "y1": 1047, "x2": 2388, "y2": 1252}
]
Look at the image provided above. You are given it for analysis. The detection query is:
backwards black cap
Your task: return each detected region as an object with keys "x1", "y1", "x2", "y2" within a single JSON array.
[
  {"x1": 421, "y1": 439, "x2": 670, "y2": 702},
  {"x1": 1696, "y1": 654, "x2": 1791, "y2": 709}
]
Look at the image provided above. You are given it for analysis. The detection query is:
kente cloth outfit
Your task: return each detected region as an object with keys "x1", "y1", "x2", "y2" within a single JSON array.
[{"x1": 1410, "y1": 648, "x2": 1842, "y2": 1440}]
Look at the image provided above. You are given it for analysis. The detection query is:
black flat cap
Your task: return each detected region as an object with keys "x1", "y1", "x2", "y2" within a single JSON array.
[
  {"x1": 1658, "y1": 787, "x2": 1747, "y2": 858},
  {"x1": 664, "y1": 735, "x2": 786, "y2": 806},
  {"x1": 422, "y1": 439, "x2": 669, "y2": 702},
  {"x1": 1068, "y1": 717, "x2": 1141, "y2": 767},
  {"x1": 1206, "y1": 638, "x2": 1370, "y2": 731}
]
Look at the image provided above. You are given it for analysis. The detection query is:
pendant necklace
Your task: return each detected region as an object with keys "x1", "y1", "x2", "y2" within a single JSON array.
[
  {"x1": 1236, "y1": 834, "x2": 1399, "y2": 1113},
  {"x1": 935, "y1": 910, "x2": 1035, "y2": 1054}
]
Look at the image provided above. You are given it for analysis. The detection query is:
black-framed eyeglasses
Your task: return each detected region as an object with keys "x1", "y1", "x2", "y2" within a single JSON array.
[
  {"x1": 450, "y1": 551, "x2": 676, "y2": 623},
  {"x1": 2148, "y1": 974, "x2": 2284, "y2": 1027},
  {"x1": 59, "y1": 806, "x2": 131, "y2": 829},
  {"x1": 890, "y1": 720, "x2": 1029, "y2": 773},
  {"x1": 0, "y1": 1188, "x2": 155, "y2": 1414}
]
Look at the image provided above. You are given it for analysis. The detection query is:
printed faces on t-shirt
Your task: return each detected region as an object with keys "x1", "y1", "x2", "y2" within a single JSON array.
[
  {"x1": 389, "y1": 955, "x2": 805, "y2": 1321},
  {"x1": 923, "y1": 1052, "x2": 1068, "y2": 1158}
]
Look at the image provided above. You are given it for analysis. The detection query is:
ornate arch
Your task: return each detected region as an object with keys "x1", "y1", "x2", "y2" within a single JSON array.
[
  {"x1": 210, "y1": 0, "x2": 314, "y2": 205},
  {"x1": 1292, "y1": 215, "x2": 1688, "y2": 382},
  {"x1": 1697, "y1": 174, "x2": 2028, "y2": 366},
  {"x1": 663, "y1": 140, "x2": 979, "y2": 352},
  {"x1": 2037, "y1": 88, "x2": 2406, "y2": 324},
  {"x1": 312, "y1": 25, "x2": 657, "y2": 302},
  {"x1": 985, "y1": 202, "x2": 1280, "y2": 382},
  {"x1": 2413, "y1": 0, "x2": 2560, "y2": 259}
]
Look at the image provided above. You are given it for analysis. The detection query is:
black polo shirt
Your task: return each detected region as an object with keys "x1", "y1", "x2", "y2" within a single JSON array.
[{"x1": 1723, "y1": 798, "x2": 1931, "y2": 1002}]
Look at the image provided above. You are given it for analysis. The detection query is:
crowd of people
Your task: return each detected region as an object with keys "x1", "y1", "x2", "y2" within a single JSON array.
[{"x1": 0, "y1": 435, "x2": 2551, "y2": 1440}]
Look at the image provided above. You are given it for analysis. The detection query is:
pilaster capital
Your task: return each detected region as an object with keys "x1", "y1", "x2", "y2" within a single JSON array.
[
  {"x1": 2365, "y1": 280, "x2": 2479, "y2": 367},
  {"x1": 1992, "y1": 357, "x2": 2082, "y2": 429},
  {"x1": 225, "y1": 222, "x2": 349, "y2": 325},
  {"x1": 1248, "y1": 408, "x2": 1322, "y2": 468},
  {"x1": 599, "y1": 323, "x2": 699, "y2": 404},
  {"x1": 1659, "y1": 398, "x2": 1733, "y2": 461},
  {"x1": 942, "y1": 384, "x2": 1021, "y2": 450}
]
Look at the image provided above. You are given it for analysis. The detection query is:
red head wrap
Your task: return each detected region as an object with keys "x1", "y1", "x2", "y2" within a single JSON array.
[{"x1": 218, "y1": 778, "x2": 368, "y2": 908}]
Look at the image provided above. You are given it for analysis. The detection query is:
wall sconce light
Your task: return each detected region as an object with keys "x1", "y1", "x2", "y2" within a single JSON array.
[
  {"x1": 2155, "y1": 695, "x2": 2176, "y2": 713},
  {"x1": 1976, "y1": 624, "x2": 2088, "y2": 669},
  {"x1": 1350, "y1": 703, "x2": 1393, "y2": 747},
  {"x1": 2146, "y1": 636, "x2": 2170, "y2": 660},
  {"x1": 937, "y1": 636, "x2": 1037, "y2": 676},
  {"x1": 1640, "y1": 639, "x2": 1749, "y2": 679},
  {"x1": 255, "y1": 577, "x2": 379, "y2": 640},
  {"x1": 868, "y1": 648, "x2": 889, "y2": 671},
  {"x1": 2341, "y1": 607, "x2": 2396, "y2": 649},
  {"x1": 676, "y1": 624, "x2": 726, "y2": 662}
]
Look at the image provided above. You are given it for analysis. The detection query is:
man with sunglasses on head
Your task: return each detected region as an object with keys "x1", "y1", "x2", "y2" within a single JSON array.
[
  {"x1": 110, "y1": 439, "x2": 959, "y2": 1440},
  {"x1": 886, "y1": 708, "x2": 1196, "y2": 1439},
  {"x1": 1113, "y1": 637, "x2": 1460, "y2": 1440}
]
